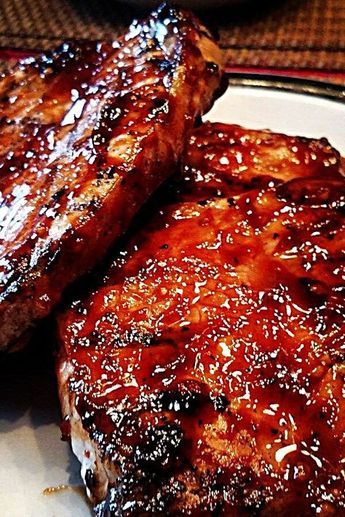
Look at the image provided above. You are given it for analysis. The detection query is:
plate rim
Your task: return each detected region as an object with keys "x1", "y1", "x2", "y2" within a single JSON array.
[{"x1": 226, "y1": 72, "x2": 345, "y2": 102}]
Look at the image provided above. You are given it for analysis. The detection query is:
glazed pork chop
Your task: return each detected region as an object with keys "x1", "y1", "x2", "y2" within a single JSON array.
[
  {"x1": 177, "y1": 122, "x2": 342, "y2": 200},
  {"x1": 0, "y1": 5, "x2": 223, "y2": 351},
  {"x1": 58, "y1": 123, "x2": 345, "y2": 515},
  {"x1": 0, "y1": 41, "x2": 112, "y2": 167}
]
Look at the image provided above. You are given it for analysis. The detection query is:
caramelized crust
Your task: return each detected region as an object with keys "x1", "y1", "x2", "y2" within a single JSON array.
[
  {"x1": 58, "y1": 123, "x2": 345, "y2": 515},
  {"x1": 178, "y1": 122, "x2": 342, "y2": 200},
  {"x1": 0, "y1": 5, "x2": 223, "y2": 350},
  {"x1": 0, "y1": 41, "x2": 112, "y2": 166}
]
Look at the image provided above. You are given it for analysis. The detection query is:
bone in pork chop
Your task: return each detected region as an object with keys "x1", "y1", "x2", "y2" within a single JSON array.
[
  {"x1": 58, "y1": 122, "x2": 345, "y2": 515},
  {"x1": 0, "y1": 4, "x2": 223, "y2": 351}
]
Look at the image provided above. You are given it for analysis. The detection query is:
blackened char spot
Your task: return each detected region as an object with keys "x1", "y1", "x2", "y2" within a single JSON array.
[
  {"x1": 36, "y1": 42, "x2": 83, "y2": 76},
  {"x1": 298, "y1": 277, "x2": 328, "y2": 301},
  {"x1": 85, "y1": 468, "x2": 96, "y2": 490},
  {"x1": 52, "y1": 187, "x2": 65, "y2": 201},
  {"x1": 155, "y1": 59, "x2": 173, "y2": 73},
  {"x1": 160, "y1": 379, "x2": 208, "y2": 413},
  {"x1": 92, "y1": 102, "x2": 125, "y2": 148},
  {"x1": 152, "y1": 97, "x2": 169, "y2": 116},
  {"x1": 194, "y1": 114, "x2": 203, "y2": 127},
  {"x1": 134, "y1": 423, "x2": 183, "y2": 471},
  {"x1": 206, "y1": 61, "x2": 219, "y2": 75},
  {"x1": 125, "y1": 329, "x2": 156, "y2": 347},
  {"x1": 211, "y1": 394, "x2": 229, "y2": 413},
  {"x1": 97, "y1": 166, "x2": 117, "y2": 179}
]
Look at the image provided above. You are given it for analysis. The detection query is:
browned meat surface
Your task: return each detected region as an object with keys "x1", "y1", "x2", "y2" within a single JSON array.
[
  {"x1": 58, "y1": 122, "x2": 345, "y2": 516},
  {"x1": 0, "y1": 5, "x2": 223, "y2": 351},
  {"x1": 177, "y1": 122, "x2": 342, "y2": 201},
  {"x1": 0, "y1": 42, "x2": 112, "y2": 168}
]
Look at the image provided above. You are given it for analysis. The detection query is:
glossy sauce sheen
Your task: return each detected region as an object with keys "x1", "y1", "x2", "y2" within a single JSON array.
[
  {"x1": 59, "y1": 122, "x2": 345, "y2": 515},
  {"x1": 0, "y1": 5, "x2": 223, "y2": 350}
]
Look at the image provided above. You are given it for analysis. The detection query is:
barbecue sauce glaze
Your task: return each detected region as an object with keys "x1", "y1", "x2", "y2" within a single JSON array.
[{"x1": 59, "y1": 127, "x2": 345, "y2": 514}]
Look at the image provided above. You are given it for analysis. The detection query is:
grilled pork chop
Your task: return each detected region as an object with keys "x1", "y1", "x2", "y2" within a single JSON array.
[
  {"x1": 0, "y1": 4, "x2": 223, "y2": 351},
  {"x1": 58, "y1": 123, "x2": 345, "y2": 515},
  {"x1": 0, "y1": 41, "x2": 112, "y2": 167}
]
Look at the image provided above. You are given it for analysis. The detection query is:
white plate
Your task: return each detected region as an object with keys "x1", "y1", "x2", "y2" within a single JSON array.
[
  {"x1": 206, "y1": 82, "x2": 345, "y2": 154},
  {"x1": 1, "y1": 82, "x2": 344, "y2": 517}
]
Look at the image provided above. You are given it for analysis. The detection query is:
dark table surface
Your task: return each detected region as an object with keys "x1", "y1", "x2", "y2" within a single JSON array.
[{"x1": 0, "y1": 0, "x2": 344, "y2": 83}]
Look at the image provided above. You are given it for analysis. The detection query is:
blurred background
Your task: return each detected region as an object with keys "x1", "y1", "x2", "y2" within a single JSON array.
[{"x1": 0, "y1": 0, "x2": 344, "y2": 85}]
